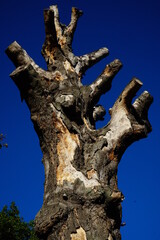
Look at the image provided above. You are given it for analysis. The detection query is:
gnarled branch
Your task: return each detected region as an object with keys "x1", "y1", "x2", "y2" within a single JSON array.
[
  {"x1": 89, "y1": 59, "x2": 122, "y2": 105},
  {"x1": 75, "y1": 47, "x2": 109, "y2": 77},
  {"x1": 133, "y1": 91, "x2": 153, "y2": 119},
  {"x1": 101, "y1": 78, "x2": 153, "y2": 163},
  {"x1": 64, "y1": 7, "x2": 83, "y2": 46},
  {"x1": 5, "y1": 41, "x2": 32, "y2": 67}
]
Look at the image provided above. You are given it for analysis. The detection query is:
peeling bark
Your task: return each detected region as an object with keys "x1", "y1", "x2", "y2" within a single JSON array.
[{"x1": 6, "y1": 5, "x2": 153, "y2": 240}]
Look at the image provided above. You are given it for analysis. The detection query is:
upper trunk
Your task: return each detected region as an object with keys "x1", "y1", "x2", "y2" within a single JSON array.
[{"x1": 6, "y1": 5, "x2": 153, "y2": 240}]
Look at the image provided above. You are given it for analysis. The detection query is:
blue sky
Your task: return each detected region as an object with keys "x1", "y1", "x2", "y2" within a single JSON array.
[{"x1": 0, "y1": 0, "x2": 160, "y2": 239}]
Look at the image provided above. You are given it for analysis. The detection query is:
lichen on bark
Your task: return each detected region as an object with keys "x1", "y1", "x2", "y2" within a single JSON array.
[{"x1": 6, "y1": 5, "x2": 153, "y2": 240}]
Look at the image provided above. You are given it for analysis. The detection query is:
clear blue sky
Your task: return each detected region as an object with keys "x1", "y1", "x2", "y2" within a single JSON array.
[{"x1": 0, "y1": 0, "x2": 160, "y2": 239}]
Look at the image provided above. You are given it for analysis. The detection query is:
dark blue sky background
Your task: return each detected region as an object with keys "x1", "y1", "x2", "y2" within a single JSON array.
[{"x1": 0, "y1": 0, "x2": 160, "y2": 239}]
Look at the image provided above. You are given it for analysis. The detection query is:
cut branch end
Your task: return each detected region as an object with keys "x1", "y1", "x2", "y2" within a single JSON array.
[{"x1": 6, "y1": 41, "x2": 31, "y2": 67}]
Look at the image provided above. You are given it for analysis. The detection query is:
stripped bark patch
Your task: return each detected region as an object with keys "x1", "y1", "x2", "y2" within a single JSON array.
[
  {"x1": 108, "y1": 234, "x2": 113, "y2": 240},
  {"x1": 87, "y1": 169, "x2": 98, "y2": 180},
  {"x1": 63, "y1": 60, "x2": 74, "y2": 72},
  {"x1": 71, "y1": 227, "x2": 87, "y2": 240},
  {"x1": 56, "y1": 130, "x2": 100, "y2": 187}
]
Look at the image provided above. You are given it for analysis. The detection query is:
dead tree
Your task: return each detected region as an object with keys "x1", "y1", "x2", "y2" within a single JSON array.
[{"x1": 6, "y1": 5, "x2": 153, "y2": 240}]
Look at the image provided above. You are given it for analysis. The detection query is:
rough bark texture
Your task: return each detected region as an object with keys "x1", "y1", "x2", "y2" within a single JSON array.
[{"x1": 6, "y1": 5, "x2": 153, "y2": 240}]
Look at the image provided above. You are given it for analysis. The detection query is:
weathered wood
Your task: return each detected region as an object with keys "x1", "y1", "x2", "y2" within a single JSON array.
[{"x1": 6, "y1": 5, "x2": 153, "y2": 240}]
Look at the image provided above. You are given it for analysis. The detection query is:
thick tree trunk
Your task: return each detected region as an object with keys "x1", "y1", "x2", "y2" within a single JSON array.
[{"x1": 6, "y1": 5, "x2": 153, "y2": 240}]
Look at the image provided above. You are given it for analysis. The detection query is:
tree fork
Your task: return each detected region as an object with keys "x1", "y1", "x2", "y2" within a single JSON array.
[{"x1": 6, "y1": 5, "x2": 153, "y2": 240}]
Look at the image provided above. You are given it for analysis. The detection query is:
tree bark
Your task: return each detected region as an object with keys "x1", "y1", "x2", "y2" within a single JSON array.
[{"x1": 6, "y1": 5, "x2": 153, "y2": 240}]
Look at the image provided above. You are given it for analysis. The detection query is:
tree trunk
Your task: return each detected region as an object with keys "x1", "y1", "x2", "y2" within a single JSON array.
[{"x1": 6, "y1": 5, "x2": 153, "y2": 240}]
